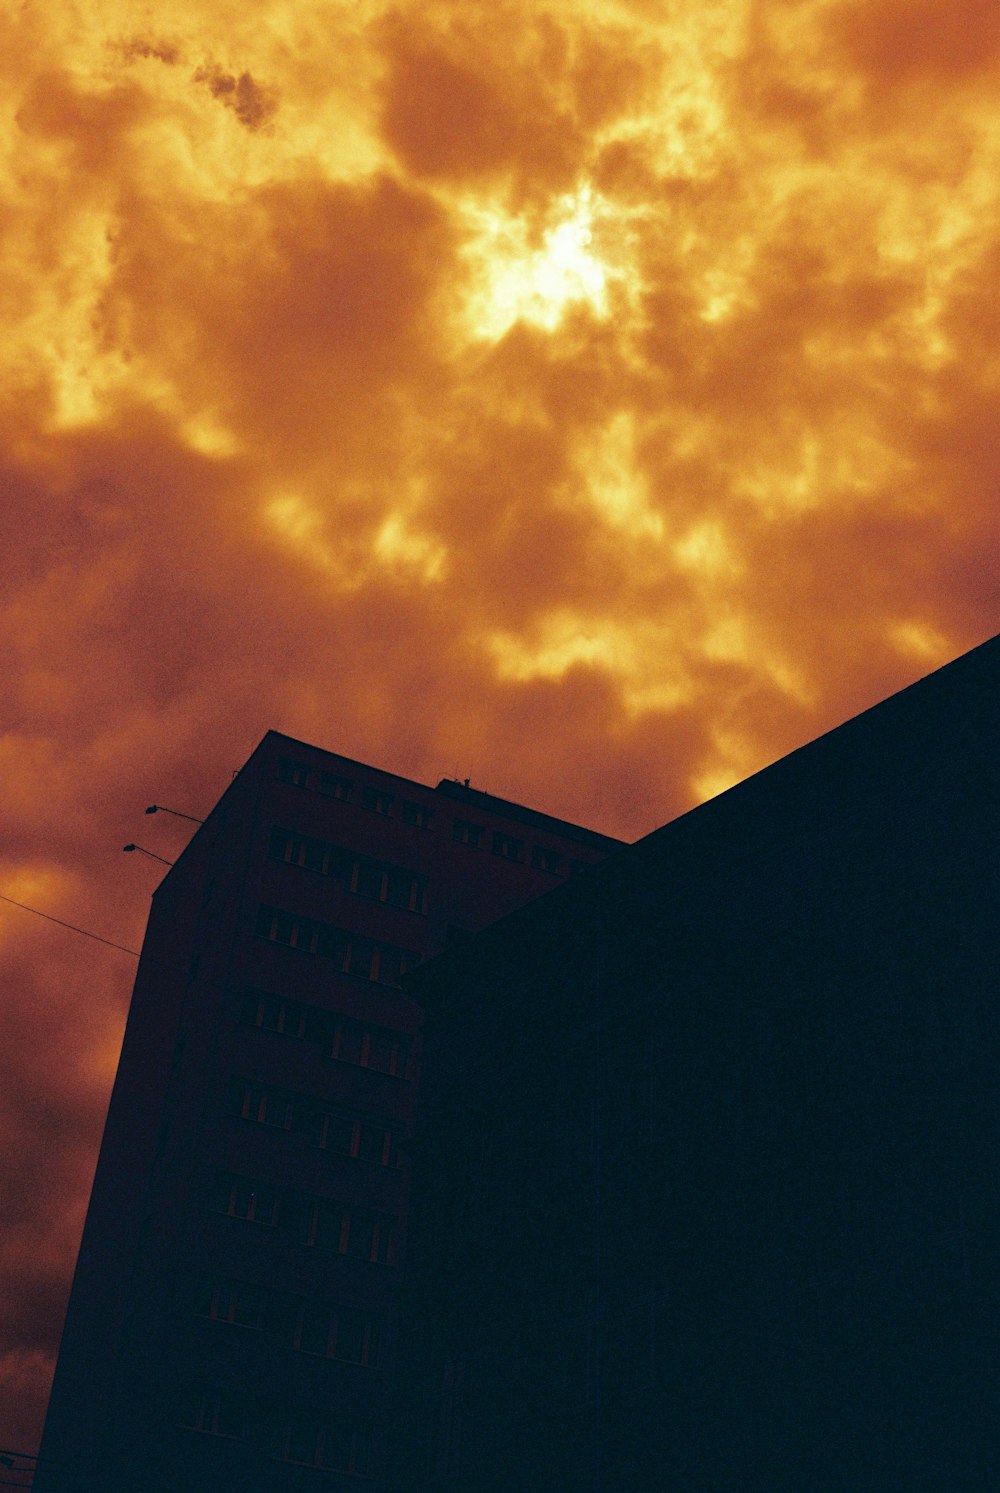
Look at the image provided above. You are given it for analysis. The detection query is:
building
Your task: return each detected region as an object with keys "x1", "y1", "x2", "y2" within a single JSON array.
[
  {"x1": 394, "y1": 635, "x2": 1000, "y2": 1491},
  {"x1": 36, "y1": 733, "x2": 621, "y2": 1493}
]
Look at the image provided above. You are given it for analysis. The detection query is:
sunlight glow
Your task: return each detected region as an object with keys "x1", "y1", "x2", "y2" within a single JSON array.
[{"x1": 462, "y1": 184, "x2": 614, "y2": 340}]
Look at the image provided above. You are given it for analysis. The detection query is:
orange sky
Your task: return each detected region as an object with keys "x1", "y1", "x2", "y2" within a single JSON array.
[{"x1": 3, "y1": 0, "x2": 999, "y2": 1453}]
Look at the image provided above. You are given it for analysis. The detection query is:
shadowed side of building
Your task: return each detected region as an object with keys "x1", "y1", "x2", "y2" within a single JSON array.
[{"x1": 394, "y1": 634, "x2": 1000, "y2": 1492}]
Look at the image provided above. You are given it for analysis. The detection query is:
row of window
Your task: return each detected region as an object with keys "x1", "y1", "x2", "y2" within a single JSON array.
[
  {"x1": 276, "y1": 758, "x2": 567, "y2": 872},
  {"x1": 452, "y1": 817, "x2": 565, "y2": 872},
  {"x1": 268, "y1": 827, "x2": 428, "y2": 913},
  {"x1": 211, "y1": 1172, "x2": 396, "y2": 1264},
  {"x1": 178, "y1": 1386, "x2": 372, "y2": 1475},
  {"x1": 226, "y1": 1079, "x2": 403, "y2": 1168},
  {"x1": 195, "y1": 1274, "x2": 380, "y2": 1366},
  {"x1": 255, "y1": 905, "x2": 416, "y2": 986},
  {"x1": 240, "y1": 989, "x2": 411, "y2": 1078},
  {"x1": 278, "y1": 757, "x2": 431, "y2": 828}
]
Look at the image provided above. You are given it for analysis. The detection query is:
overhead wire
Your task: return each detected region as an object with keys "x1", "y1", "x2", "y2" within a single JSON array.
[{"x1": 0, "y1": 893, "x2": 140, "y2": 958}]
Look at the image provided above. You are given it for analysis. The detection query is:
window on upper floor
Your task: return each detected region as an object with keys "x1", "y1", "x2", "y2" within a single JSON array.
[
  {"x1": 319, "y1": 771, "x2": 353, "y2": 800},
  {"x1": 452, "y1": 817, "x2": 483, "y2": 848},
  {"x1": 277, "y1": 757, "x2": 310, "y2": 787},
  {"x1": 306, "y1": 1201, "x2": 394, "y2": 1264},
  {"x1": 177, "y1": 1385, "x2": 251, "y2": 1440},
  {"x1": 194, "y1": 1276, "x2": 266, "y2": 1330},
  {"x1": 492, "y1": 831, "x2": 524, "y2": 861},
  {"x1": 273, "y1": 1408, "x2": 372, "y2": 1475},
  {"x1": 317, "y1": 1111, "x2": 398, "y2": 1167},
  {"x1": 292, "y1": 1301, "x2": 379, "y2": 1366},
  {"x1": 255, "y1": 904, "x2": 415, "y2": 986},
  {"x1": 210, "y1": 1172, "x2": 279, "y2": 1227},
  {"x1": 531, "y1": 845, "x2": 563, "y2": 874},
  {"x1": 361, "y1": 786, "x2": 393, "y2": 816},
  {"x1": 239, "y1": 989, "x2": 309, "y2": 1040},
  {"x1": 238, "y1": 989, "x2": 411, "y2": 1078},
  {"x1": 226, "y1": 1079, "x2": 294, "y2": 1131},
  {"x1": 351, "y1": 856, "x2": 426, "y2": 914},
  {"x1": 402, "y1": 799, "x2": 432, "y2": 829}
]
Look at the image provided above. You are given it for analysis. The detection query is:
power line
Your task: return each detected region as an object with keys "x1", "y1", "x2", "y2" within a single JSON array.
[{"x1": 0, "y1": 893, "x2": 140, "y2": 958}]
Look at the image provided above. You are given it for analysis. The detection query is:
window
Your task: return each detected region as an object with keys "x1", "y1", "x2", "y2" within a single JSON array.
[
  {"x1": 194, "y1": 1276, "x2": 266, "y2": 1330},
  {"x1": 531, "y1": 845, "x2": 563, "y2": 874},
  {"x1": 452, "y1": 818, "x2": 483, "y2": 848},
  {"x1": 492, "y1": 831, "x2": 523, "y2": 862},
  {"x1": 331, "y1": 1019, "x2": 409, "y2": 1078},
  {"x1": 274, "y1": 1409, "x2": 372, "y2": 1474},
  {"x1": 211, "y1": 1172, "x2": 279, "y2": 1227},
  {"x1": 319, "y1": 771, "x2": 353, "y2": 800},
  {"x1": 277, "y1": 757, "x2": 310, "y2": 787},
  {"x1": 402, "y1": 799, "x2": 432, "y2": 829},
  {"x1": 316, "y1": 1111, "x2": 397, "y2": 1167},
  {"x1": 292, "y1": 1302, "x2": 378, "y2": 1365},
  {"x1": 177, "y1": 1386, "x2": 250, "y2": 1439},
  {"x1": 269, "y1": 826, "x2": 352, "y2": 880},
  {"x1": 361, "y1": 786, "x2": 393, "y2": 816},
  {"x1": 271, "y1": 829, "x2": 426, "y2": 912},
  {"x1": 343, "y1": 1208, "x2": 390, "y2": 1262},
  {"x1": 255, "y1": 905, "x2": 414, "y2": 986},
  {"x1": 255, "y1": 905, "x2": 321, "y2": 954},
  {"x1": 227, "y1": 1080, "x2": 294, "y2": 1131},
  {"x1": 307, "y1": 1202, "x2": 393, "y2": 1264},
  {"x1": 240, "y1": 989, "x2": 308, "y2": 1039},
  {"x1": 386, "y1": 865, "x2": 426, "y2": 912},
  {"x1": 350, "y1": 855, "x2": 426, "y2": 913}
]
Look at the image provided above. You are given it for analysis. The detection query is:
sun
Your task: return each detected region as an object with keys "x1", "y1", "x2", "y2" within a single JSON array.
[{"x1": 461, "y1": 183, "x2": 617, "y2": 340}]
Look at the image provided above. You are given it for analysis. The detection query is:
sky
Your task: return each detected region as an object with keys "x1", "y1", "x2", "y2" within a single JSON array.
[{"x1": 2, "y1": 0, "x2": 999, "y2": 1454}]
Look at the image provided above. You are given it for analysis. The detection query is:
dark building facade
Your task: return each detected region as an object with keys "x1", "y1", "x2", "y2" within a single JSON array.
[
  {"x1": 36, "y1": 734, "x2": 620, "y2": 1492},
  {"x1": 396, "y1": 635, "x2": 1000, "y2": 1492}
]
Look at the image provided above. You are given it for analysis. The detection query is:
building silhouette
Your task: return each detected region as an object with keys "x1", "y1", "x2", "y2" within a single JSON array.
[
  {"x1": 394, "y1": 635, "x2": 1000, "y2": 1491},
  {"x1": 36, "y1": 733, "x2": 621, "y2": 1492}
]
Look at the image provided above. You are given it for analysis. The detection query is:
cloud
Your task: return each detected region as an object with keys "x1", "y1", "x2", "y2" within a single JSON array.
[
  {"x1": 2, "y1": 0, "x2": 999, "y2": 1450},
  {"x1": 193, "y1": 64, "x2": 278, "y2": 130}
]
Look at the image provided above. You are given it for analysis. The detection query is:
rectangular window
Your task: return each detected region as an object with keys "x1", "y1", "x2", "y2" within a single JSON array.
[
  {"x1": 402, "y1": 800, "x2": 432, "y2": 829},
  {"x1": 178, "y1": 1386, "x2": 250, "y2": 1439},
  {"x1": 386, "y1": 866, "x2": 426, "y2": 913},
  {"x1": 531, "y1": 845, "x2": 563, "y2": 874},
  {"x1": 211, "y1": 1173, "x2": 279, "y2": 1227},
  {"x1": 194, "y1": 1276, "x2": 266, "y2": 1330},
  {"x1": 315, "y1": 1110, "x2": 397, "y2": 1167},
  {"x1": 308, "y1": 1203, "x2": 393, "y2": 1264},
  {"x1": 452, "y1": 818, "x2": 483, "y2": 848},
  {"x1": 274, "y1": 1410, "x2": 371, "y2": 1474},
  {"x1": 331, "y1": 1020, "x2": 410, "y2": 1078},
  {"x1": 256, "y1": 906, "x2": 411, "y2": 985},
  {"x1": 228, "y1": 1080, "x2": 294, "y2": 1131},
  {"x1": 361, "y1": 786, "x2": 393, "y2": 816},
  {"x1": 255, "y1": 905, "x2": 321, "y2": 955},
  {"x1": 239, "y1": 990, "x2": 308, "y2": 1039},
  {"x1": 319, "y1": 771, "x2": 353, "y2": 800},
  {"x1": 292, "y1": 1303, "x2": 378, "y2": 1366},
  {"x1": 277, "y1": 757, "x2": 310, "y2": 787},
  {"x1": 492, "y1": 831, "x2": 524, "y2": 862}
]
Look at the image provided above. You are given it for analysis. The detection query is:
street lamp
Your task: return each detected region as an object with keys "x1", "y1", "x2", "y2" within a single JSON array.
[
  {"x1": 145, "y1": 804, "x2": 204, "y2": 823},
  {"x1": 122, "y1": 844, "x2": 174, "y2": 866}
]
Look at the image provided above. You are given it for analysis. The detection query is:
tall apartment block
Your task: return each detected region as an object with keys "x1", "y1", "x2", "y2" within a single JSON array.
[
  {"x1": 394, "y1": 635, "x2": 1000, "y2": 1491},
  {"x1": 36, "y1": 733, "x2": 621, "y2": 1492}
]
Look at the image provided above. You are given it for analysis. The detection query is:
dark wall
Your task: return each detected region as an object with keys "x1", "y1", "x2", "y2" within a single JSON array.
[{"x1": 396, "y1": 637, "x2": 1000, "y2": 1491}]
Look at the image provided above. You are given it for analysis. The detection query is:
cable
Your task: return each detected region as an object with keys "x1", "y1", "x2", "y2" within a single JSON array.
[{"x1": 0, "y1": 893, "x2": 140, "y2": 958}]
